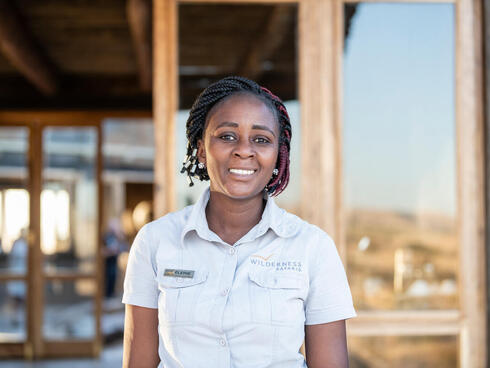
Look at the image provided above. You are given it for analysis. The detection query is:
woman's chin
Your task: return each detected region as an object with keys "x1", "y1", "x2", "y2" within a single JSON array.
[{"x1": 214, "y1": 182, "x2": 265, "y2": 200}]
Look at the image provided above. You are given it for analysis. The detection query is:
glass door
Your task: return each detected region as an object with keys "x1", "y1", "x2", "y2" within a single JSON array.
[
  {"x1": 0, "y1": 122, "x2": 102, "y2": 358},
  {"x1": 40, "y1": 124, "x2": 102, "y2": 357}
]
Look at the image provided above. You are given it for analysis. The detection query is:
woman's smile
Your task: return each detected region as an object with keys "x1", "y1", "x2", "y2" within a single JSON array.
[{"x1": 228, "y1": 168, "x2": 257, "y2": 176}]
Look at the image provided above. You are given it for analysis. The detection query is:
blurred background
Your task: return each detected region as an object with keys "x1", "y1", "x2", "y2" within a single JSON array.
[{"x1": 0, "y1": 0, "x2": 487, "y2": 367}]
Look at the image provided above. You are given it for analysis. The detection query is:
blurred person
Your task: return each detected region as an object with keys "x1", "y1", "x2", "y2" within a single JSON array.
[
  {"x1": 103, "y1": 218, "x2": 128, "y2": 298},
  {"x1": 122, "y1": 77, "x2": 356, "y2": 368},
  {"x1": 7, "y1": 228, "x2": 28, "y2": 327}
]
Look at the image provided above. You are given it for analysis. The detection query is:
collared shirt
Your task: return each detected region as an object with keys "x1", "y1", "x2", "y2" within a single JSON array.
[{"x1": 123, "y1": 187, "x2": 356, "y2": 368}]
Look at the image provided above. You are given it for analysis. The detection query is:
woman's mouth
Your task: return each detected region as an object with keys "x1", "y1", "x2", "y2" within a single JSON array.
[{"x1": 228, "y1": 168, "x2": 256, "y2": 176}]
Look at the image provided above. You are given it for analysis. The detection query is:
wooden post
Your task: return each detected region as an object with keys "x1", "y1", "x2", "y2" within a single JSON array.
[
  {"x1": 153, "y1": 0, "x2": 178, "y2": 217},
  {"x1": 28, "y1": 123, "x2": 43, "y2": 358},
  {"x1": 456, "y1": 0, "x2": 487, "y2": 366},
  {"x1": 299, "y1": 0, "x2": 341, "y2": 247}
]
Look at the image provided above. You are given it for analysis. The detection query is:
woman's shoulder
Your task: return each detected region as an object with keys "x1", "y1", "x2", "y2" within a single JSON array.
[
  {"x1": 279, "y1": 208, "x2": 333, "y2": 241},
  {"x1": 137, "y1": 204, "x2": 195, "y2": 242}
]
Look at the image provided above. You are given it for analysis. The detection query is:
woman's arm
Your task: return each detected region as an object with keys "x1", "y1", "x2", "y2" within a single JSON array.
[
  {"x1": 123, "y1": 304, "x2": 160, "y2": 368},
  {"x1": 304, "y1": 320, "x2": 349, "y2": 368}
]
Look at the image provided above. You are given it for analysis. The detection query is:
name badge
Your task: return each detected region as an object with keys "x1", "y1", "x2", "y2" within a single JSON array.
[{"x1": 164, "y1": 268, "x2": 195, "y2": 278}]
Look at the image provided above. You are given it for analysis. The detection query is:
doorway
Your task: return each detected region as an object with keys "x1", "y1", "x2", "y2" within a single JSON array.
[{"x1": 0, "y1": 121, "x2": 102, "y2": 358}]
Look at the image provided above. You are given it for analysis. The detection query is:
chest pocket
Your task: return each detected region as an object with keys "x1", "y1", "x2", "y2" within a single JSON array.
[
  {"x1": 249, "y1": 271, "x2": 307, "y2": 325},
  {"x1": 157, "y1": 269, "x2": 208, "y2": 325}
]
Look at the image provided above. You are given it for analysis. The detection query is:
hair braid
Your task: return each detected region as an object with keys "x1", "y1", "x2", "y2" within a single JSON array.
[{"x1": 181, "y1": 76, "x2": 292, "y2": 196}]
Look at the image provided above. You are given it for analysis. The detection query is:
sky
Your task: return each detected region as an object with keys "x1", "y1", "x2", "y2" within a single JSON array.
[{"x1": 343, "y1": 3, "x2": 456, "y2": 216}]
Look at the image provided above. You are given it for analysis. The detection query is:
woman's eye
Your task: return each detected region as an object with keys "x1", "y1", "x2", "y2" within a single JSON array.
[
  {"x1": 219, "y1": 134, "x2": 236, "y2": 141},
  {"x1": 254, "y1": 137, "x2": 270, "y2": 144}
]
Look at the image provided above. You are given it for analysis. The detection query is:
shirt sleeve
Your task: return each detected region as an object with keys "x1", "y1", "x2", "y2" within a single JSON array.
[
  {"x1": 122, "y1": 224, "x2": 159, "y2": 309},
  {"x1": 305, "y1": 231, "x2": 357, "y2": 325}
]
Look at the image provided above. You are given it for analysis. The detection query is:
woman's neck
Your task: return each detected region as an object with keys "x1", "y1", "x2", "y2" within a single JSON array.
[{"x1": 205, "y1": 190, "x2": 266, "y2": 246}]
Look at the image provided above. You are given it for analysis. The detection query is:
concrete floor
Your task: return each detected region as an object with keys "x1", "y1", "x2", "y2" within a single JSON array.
[{"x1": 1, "y1": 340, "x2": 123, "y2": 368}]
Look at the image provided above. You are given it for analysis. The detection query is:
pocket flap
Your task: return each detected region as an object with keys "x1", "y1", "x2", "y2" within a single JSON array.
[
  {"x1": 249, "y1": 272, "x2": 306, "y2": 289},
  {"x1": 158, "y1": 269, "x2": 208, "y2": 288}
]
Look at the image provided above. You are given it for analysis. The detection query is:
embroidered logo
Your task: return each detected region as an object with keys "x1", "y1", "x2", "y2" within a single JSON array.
[
  {"x1": 250, "y1": 256, "x2": 302, "y2": 272},
  {"x1": 251, "y1": 253, "x2": 274, "y2": 261}
]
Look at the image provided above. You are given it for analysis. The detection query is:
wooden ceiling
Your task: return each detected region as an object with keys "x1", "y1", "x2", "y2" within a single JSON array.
[{"x1": 0, "y1": 1, "x2": 356, "y2": 110}]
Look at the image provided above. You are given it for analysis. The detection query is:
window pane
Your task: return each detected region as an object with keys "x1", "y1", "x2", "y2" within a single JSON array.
[
  {"x1": 0, "y1": 281, "x2": 26, "y2": 342},
  {"x1": 101, "y1": 118, "x2": 154, "y2": 339},
  {"x1": 343, "y1": 3, "x2": 457, "y2": 310},
  {"x1": 42, "y1": 127, "x2": 98, "y2": 275},
  {"x1": 349, "y1": 335, "x2": 458, "y2": 367},
  {"x1": 43, "y1": 279, "x2": 96, "y2": 340},
  {"x1": 0, "y1": 127, "x2": 29, "y2": 276}
]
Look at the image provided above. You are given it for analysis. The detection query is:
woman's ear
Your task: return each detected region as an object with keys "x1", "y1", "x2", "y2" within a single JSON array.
[{"x1": 197, "y1": 139, "x2": 206, "y2": 164}]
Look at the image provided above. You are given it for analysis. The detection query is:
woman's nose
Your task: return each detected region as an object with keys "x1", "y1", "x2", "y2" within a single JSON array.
[{"x1": 233, "y1": 138, "x2": 255, "y2": 158}]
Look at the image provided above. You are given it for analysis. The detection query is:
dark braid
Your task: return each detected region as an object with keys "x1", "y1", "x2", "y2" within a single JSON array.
[{"x1": 181, "y1": 76, "x2": 292, "y2": 196}]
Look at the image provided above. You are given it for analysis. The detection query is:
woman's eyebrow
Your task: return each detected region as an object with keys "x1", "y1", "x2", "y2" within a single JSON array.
[
  {"x1": 215, "y1": 121, "x2": 276, "y2": 138},
  {"x1": 215, "y1": 121, "x2": 238, "y2": 130},
  {"x1": 252, "y1": 124, "x2": 276, "y2": 138}
]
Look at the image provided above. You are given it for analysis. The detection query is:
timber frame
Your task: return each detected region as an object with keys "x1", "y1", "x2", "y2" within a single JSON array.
[{"x1": 153, "y1": 0, "x2": 487, "y2": 367}]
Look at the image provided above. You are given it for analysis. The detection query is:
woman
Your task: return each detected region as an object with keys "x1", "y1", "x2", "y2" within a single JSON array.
[{"x1": 122, "y1": 76, "x2": 356, "y2": 368}]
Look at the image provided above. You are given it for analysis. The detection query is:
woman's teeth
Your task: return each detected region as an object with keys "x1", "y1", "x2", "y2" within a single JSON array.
[{"x1": 229, "y1": 169, "x2": 255, "y2": 175}]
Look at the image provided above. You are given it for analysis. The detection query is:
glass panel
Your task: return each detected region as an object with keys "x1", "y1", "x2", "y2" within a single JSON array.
[
  {"x1": 0, "y1": 127, "x2": 29, "y2": 276},
  {"x1": 43, "y1": 279, "x2": 96, "y2": 340},
  {"x1": 0, "y1": 281, "x2": 27, "y2": 342},
  {"x1": 349, "y1": 335, "x2": 458, "y2": 367},
  {"x1": 177, "y1": 4, "x2": 300, "y2": 214},
  {"x1": 42, "y1": 127, "x2": 98, "y2": 275},
  {"x1": 343, "y1": 3, "x2": 457, "y2": 310},
  {"x1": 101, "y1": 118, "x2": 153, "y2": 338}
]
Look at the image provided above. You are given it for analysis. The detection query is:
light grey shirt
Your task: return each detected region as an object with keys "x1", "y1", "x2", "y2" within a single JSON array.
[{"x1": 123, "y1": 187, "x2": 356, "y2": 368}]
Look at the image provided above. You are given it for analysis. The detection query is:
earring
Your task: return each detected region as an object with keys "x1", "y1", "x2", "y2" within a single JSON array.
[
  {"x1": 198, "y1": 162, "x2": 205, "y2": 169},
  {"x1": 272, "y1": 168, "x2": 278, "y2": 176}
]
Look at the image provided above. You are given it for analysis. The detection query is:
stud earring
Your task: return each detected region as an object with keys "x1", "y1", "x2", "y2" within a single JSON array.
[
  {"x1": 198, "y1": 162, "x2": 205, "y2": 169},
  {"x1": 272, "y1": 168, "x2": 278, "y2": 176}
]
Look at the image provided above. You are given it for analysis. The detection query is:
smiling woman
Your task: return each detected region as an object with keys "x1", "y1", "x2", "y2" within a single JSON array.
[{"x1": 122, "y1": 76, "x2": 356, "y2": 368}]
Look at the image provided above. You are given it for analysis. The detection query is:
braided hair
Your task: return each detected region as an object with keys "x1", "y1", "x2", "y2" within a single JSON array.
[{"x1": 180, "y1": 76, "x2": 292, "y2": 196}]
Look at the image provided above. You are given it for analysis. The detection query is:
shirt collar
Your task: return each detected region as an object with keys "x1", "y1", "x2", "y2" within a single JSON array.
[{"x1": 181, "y1": 187, "x2": 298, "y2": 247}]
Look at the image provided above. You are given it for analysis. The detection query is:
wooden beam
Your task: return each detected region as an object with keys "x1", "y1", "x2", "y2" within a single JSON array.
[
  {"x1": 0, "y1": 1, "x2": 58, "y2": 95},
  {"x1": 238, "y1": 5, "x2": 294, "y2": 81},
  {"x1": 456, "y1": 0, "x2": 487, "y2": 365},
  {"x1": 0, "y1": 110, "x2": 151, "y2": 125},
  {"x1": 127, "y1": 0, "x2": 153, "y2": 92},
  {"x1": 153, "y1": 0, "x2": 178, "y2": 216}
]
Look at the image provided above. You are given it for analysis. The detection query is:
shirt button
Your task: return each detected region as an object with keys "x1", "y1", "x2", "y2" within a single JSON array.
[
  {"x1": 229, "y1": 248, "x2": 236, "y2": 255},
  {"x1": 219, "y1": 338, "x2": 226, "y2": 346},
  {"x1": 221, "y1": 288, "x2": 229, "y2": 296}
]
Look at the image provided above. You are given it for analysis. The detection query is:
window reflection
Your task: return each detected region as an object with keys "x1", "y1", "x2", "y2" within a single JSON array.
[
  {"x1": 343, "y1": 3, "x2": 457, "y2": 310},
  {"x1": 43, "y1": 279, "x2": 95, "y2": 340},
  {"x1": 0, "y1": 281, "x2": 27, "y2": 342},
  {"x1": 0, "y1": 127, "x2": 29, "y2": 276},
  {"x1": 101, "y1": 118, "x2": 154, "y2": 341},
  {"x1": 42, "y1": 127, "x2": 98, "y2": 275}
]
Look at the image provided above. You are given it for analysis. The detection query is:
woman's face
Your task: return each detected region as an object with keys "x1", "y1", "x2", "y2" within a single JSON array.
[{"x1": 197, "y1": 93, "x2": 280, "y2": 200}]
